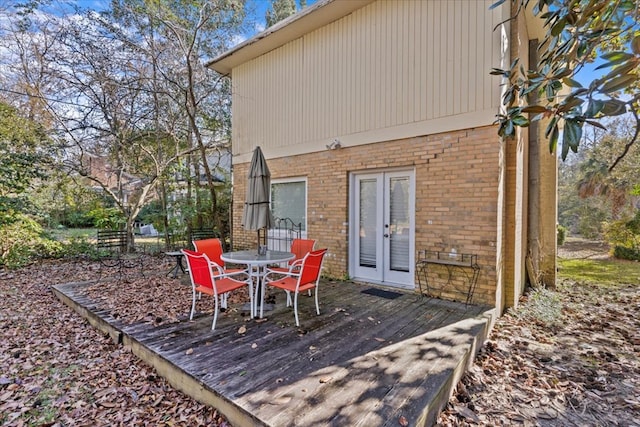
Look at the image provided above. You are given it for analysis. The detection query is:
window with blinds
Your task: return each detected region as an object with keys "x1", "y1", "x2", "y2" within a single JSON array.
[
  {"x1": 271, "y1": 179, "x2": 307, "y2": 231},
  {"x1": 359, "y1": 178, "x2": 377, "y2": 268}
]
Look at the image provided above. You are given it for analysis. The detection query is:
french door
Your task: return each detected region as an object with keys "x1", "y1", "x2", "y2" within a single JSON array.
[{"x1": 350, "y1": 170, "x2": 415, "y2": 288}]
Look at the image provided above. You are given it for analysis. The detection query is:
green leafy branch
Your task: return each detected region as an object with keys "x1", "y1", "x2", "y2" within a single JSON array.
[{"x1": 490, "y1": 0, "x2": 640, "y2": 169}]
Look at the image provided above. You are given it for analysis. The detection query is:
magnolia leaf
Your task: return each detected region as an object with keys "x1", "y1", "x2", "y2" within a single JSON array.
[
  {"x1": 557, "y1": 97, "x2": 583, "y2": 112},
  {"x1": 521, "y1": 81, "x2": 543, "y2": 96},
  {"x1": 505, "y1": 119, "x2": 514, "y2": 136},
  {"x1": 553, "y1": 67, "x2": 572, "y2": 79},
  {"x1": 489, "y1": 0, "x2": 506, "y2": 10},
  {"x1": 569, "y1": 87, "x2": 589, "y2": 97},
  {"x1": 562, "y1": 77, "x2": 583, "y2": 88},
  {"x1": 512, "y1": 115, "x2": 530, "y2": 127},
  {"x1": 521, "y1": 105, "x2": 548, "y2": 113},
  {"x1": 602, "y1": 60, "x2": 638, "y2": 81},
  {"x1": 601, "y1": 100, "x2": 627, "y2": 116},
  {"x1": 563, "y1": 119, "x2": 582, "y2": 151},
  {"x1": 577, "y1": 40, "x2": 588, "y2": 58},
  {"x1": 585, "y1": 119, "x2": 606, "y2": 130},
  {"x1": 545, "y1": 84, "x2": 556, "y2": 101},
  {"x1": 600, "y1": 74, "x2": 637, "y2": 93},
  {"x1": 584, "y1": 100, "x2": 604, "y2": 118},
  {"x1": 550, "y1": 18, "x2": 566, "y2": 37},
  {"x1": 549, "y1": 123, "x2": 560, "y2": 155},
  {"x1": 490, "y1": 68, "x2": 509, "y2": 76},
  {"x1": 545, "y1": 116, "x2": 558, "y2": 138},
  {"x1": 531, "y1": 112, "x2": 545, "y2": 122},
  {"x1": 599, "y1": 51, "x2": 635, "y2": 63},
  {"x1": 633, "y1": 35, "x2": 640, "y2": 55},
  {"x1": 560, "y1": 130, "x2": 569, "y2": 160}
]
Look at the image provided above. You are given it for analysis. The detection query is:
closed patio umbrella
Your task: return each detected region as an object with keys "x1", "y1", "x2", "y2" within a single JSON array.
[{"x1": 242, "y1": 146, "x2": 274, "y2": 248}]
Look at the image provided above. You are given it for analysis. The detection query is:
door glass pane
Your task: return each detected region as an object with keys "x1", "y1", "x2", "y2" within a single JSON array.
[
  {"x1": 271, "y1": 181, "x2": 306, "y2": 231},
  {"x1": 359, "y1": 179, "x2": 377, "y2": 268},
  {"x1": 389, "y1": 177, "x2": 409, "y2": 272}
]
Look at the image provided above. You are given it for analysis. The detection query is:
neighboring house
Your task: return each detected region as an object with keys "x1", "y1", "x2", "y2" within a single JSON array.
[
  {"x1": 81, "y1": 153, "x2": 143, "y2": 207},
  {"x1": 83, "y1": 147, "x2": 231, "y2": 208},
  {"x1": 208, "y1": 0, "x2": 556, "y2": 313}
]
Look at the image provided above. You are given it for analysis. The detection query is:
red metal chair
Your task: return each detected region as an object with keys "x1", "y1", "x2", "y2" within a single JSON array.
[
  {"x1": 263, "y1": 248, "x2": 327, "y2": 326},
  {"x1": 264, "y1": 238, "x2": 317, "y2": 305},
  {"x1": 193, "y1": 238, "x2": 247, "y2": 277},
  {"x1": 182, "y1": 249, "x2": 251, "y2": 331},
  {"x1": 266, "y1": 238, "x2": 316, "y2": 275}
]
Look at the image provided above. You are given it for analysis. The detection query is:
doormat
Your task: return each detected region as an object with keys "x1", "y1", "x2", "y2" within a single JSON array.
[{"x1": 361, "y1": 288, "x2": 404, "y2": 300}]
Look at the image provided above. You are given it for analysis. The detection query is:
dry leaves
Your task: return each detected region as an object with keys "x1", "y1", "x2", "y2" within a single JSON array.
[
  {"x1": 78, "y1": 257, "x2": 250, "y2": 327},
  {"x1": 0, "y1": 257, "x2": 230, "y2": 427},
  {"x1": 437, "y1": 279, "x2": 640, "y2": 426}
]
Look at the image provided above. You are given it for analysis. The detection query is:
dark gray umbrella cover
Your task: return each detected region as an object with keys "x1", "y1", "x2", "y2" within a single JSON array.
[{"x1": 242, "y1": 146, "x2": 275, "y2": 235}]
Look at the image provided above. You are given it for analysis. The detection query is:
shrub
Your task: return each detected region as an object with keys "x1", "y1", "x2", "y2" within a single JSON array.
[
  {"x1": 0, "y1": 213, "x2": 61, "y2": 269},
  {"x1": 613, "y1": 246, "x2": 640, "y2": 261},
  {"x1": 557, "y1": 224, "x2": 567, "y2": 246},
  {"x1": 87, "y1": 207, "x2": 125, "y2": 230},
  {"x1": 62, "y1": 209, "x2": 95, "y2": 228},
  {"x1": 56, "y1": 236, "x2": 100, "y2": 260},
  {"x1": 604, "y1": 211, "x2": 640, "y2": 260}
]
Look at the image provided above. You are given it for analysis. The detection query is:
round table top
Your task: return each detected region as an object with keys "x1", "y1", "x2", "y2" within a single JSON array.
[
  {"x1": 221, "y1": 250, "x2": 294, "y2": 265},
  {"x1": 165, "y1": 251, "x2": 183, "y2": 256}
]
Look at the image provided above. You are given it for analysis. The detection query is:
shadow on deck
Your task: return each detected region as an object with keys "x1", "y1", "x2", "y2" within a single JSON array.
[{"x1": 53, "y1": 278, "x2": 496, "y2": 426}]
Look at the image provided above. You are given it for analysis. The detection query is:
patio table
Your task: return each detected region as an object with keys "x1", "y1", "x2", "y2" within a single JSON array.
[
  {"x1": 221, "y1": 250, "x2": 294, "y2": 318},
  {"x1": 165, "y1": 251, "x2": 186, "y2": 278}
]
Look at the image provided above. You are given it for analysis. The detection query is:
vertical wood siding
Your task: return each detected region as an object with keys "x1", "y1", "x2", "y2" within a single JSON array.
[{"x1": 232, "y1": 0, "x2": 503, "y2": 155}]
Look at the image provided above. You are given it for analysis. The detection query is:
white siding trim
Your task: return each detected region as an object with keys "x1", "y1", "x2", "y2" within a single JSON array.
[{"x1": 233, "y1": 108, "x2": 497, "y2": 163}]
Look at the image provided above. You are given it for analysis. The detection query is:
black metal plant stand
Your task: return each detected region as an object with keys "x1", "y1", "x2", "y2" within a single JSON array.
[{"x1": 416, "y1": 250, "x2": 480, "y2": 305}]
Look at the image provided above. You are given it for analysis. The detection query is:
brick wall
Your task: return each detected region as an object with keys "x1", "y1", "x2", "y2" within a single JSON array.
[{"x1": 231, "y1": 125, "x2": 502, "y2": 305}]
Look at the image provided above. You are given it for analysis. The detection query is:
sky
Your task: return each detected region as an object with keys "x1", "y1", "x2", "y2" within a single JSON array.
[
  {"x1": 69, "y1": 0, "x2": 318, "y2": 41},
  {"x1": 243, "y1": 0, "x2": 318, "y2": 39}
]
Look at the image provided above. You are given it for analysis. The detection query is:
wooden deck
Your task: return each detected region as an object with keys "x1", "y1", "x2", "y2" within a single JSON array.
[{"x1": 53, "y1": 278, "x2": 495, "y2": 427}]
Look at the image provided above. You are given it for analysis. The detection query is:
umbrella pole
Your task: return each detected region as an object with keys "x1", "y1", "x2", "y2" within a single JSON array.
[
  {"x1": 258, "y1": 228, "x2": 268, "y2": 249},
  {"x1": 255, "y1": 227, "x2": 273, "y2": 314}
]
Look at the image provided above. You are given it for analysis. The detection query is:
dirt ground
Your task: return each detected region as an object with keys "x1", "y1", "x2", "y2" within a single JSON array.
[
  {"x1": 557, "y1": 236, "x2": 612, "y2": 260},
  {"x1": 437, "y1": 238, "x2": 640, "y2": 426}
]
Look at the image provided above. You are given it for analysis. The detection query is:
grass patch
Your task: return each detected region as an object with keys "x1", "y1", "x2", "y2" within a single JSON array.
[
  {"x1": 558, "y1": 258, "x2": 640, "y2": 285},
  {"x1": 46, "y1": 227, "x2": 96, "y2": 242},
  {"x1": 513, "y1": 287, "x2": 563, "y2": 328}
]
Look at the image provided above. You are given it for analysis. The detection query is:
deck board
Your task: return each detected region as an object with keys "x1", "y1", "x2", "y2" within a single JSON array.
[{"x1": 54, "y1": 278, "x2": 494, "y2": 426}]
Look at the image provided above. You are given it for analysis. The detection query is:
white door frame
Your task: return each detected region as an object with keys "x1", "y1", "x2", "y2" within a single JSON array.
[{"x1": 349, "y1": 169, "x2": 415, "y2": 289}]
